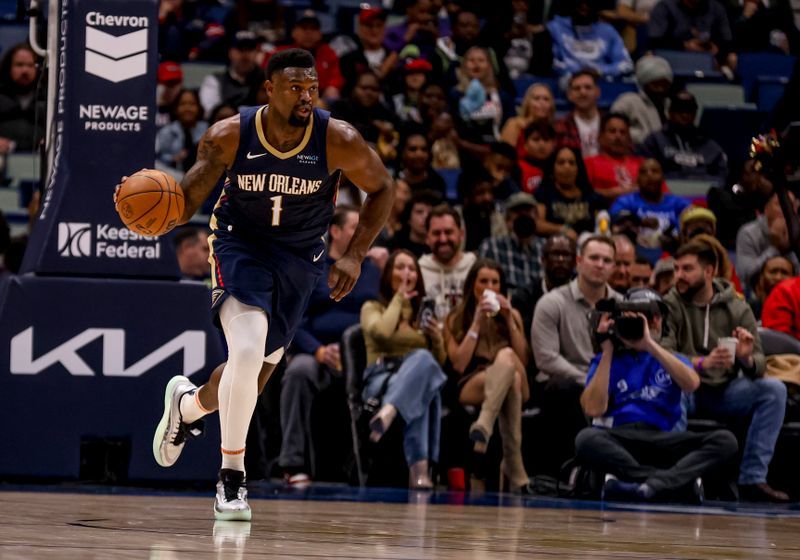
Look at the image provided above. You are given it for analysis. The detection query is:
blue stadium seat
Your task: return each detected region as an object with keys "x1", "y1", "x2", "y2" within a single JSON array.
[
  {"x1": 756, "y1": 77, "x2": 788, "y2": 114},
  {"x1": 737, "y1": 53, "x2": 796, "y2": 101},
  {"x1": 598, "y1": 81, "x2": 637, "y2": 110},
  {"x1": 0, "y1": 0, "x2": 18, "y2": 21},
  {"x1": 512, "y1": 74, "x2": 559, "y2": 98},
  {"x1": 653, "y1": 50, "x2": 723, "y2": 80}
]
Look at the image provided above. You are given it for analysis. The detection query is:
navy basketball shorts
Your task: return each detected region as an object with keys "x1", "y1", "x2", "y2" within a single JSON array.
[{"x1": 209, "y1": 232, "x2": 325, "y2": 358}]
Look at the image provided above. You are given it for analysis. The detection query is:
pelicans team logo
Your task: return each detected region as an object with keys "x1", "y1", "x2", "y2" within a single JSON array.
[
  {"x1": 58, "y1": 222, "x2": 92, "y2": 257},
  {"x1": 84, "y1": 11, "x2": 149, "y2": 83}
]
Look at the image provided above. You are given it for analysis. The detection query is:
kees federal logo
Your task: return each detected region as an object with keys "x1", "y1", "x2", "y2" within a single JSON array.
[
  {"x1": 58, "y1": 222, "x2": 92, "y2": 257},
  {"x1": 58, "y1": 222, "x2": 162, "y2": 259},
  {"x1": 84, "y1": 11, "x2": 148, "y2": 83}
]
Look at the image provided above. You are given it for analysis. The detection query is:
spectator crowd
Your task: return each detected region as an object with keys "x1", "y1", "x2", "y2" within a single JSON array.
[{"x1": 4, "y1": 0, "x2": 800, "y2": 505}]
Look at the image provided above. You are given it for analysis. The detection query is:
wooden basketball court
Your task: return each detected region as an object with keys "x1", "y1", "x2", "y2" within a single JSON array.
[{"x1": 2, "y1": 486, "x2": 800, "y2": 559}]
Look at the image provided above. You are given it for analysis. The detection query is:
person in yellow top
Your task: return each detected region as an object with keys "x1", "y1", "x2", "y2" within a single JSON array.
[
  {"x1": 445, "y1": 259, "x2": 532, "y2": 494},
  {"x1": 360, "y1": 249, "x2": 448, "y2": 489}
]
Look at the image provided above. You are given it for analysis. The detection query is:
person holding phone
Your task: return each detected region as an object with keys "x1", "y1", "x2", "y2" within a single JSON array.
[
  {"x1": 662, "y1": 239, "x2": 789, "y2": 502},
  {"x1": 445, "y1": 259, "x2": 532, "y2": 493},
  {"x1": 360, "y1": 249, "x2": 448, "y2": 489}
]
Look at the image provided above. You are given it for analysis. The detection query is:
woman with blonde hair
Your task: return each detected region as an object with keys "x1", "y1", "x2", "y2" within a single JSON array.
[
  {"x1": 500, "y1": 83, "x2": 556, "y2": 157},
  {"x1": 450, "y1": 46, "x2": 515, "y2": 158}
]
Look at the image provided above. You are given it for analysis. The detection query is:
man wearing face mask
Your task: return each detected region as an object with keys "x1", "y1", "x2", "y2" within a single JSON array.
[
  {"x1": 577, "y1": 288, "x2": 738, "y2": 504},
  {"x1": 547, "y1": 0, "x2": 633, "y2": 79},
  {"x1": 512, "y1": 234, "x2": 577, "y2": 343},
  {"x1": 640, "y1": 91, "x2": 728, "y2": 184},
  {"x1": 662, "y1": 239, "x2": 789, "y2": 502},
  {"x1": 477, "y1": 193, "x2": 545, "y2": 294}
]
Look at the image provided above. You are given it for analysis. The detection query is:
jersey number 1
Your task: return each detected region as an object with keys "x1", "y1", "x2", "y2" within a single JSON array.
[{"x1": 270, "y1": 195, "x2": 283, "y2": 226}]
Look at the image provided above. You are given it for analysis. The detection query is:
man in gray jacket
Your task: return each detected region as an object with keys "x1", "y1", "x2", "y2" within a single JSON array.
[
  {"x1": 663, "y1": 239, "x2": 789, "y2": 502},
  {"x1": 531, "y1": 235, "x2": 622, "y2": 473}
]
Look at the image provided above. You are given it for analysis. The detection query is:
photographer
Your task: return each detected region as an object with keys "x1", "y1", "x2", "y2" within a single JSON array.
[{"x1": 576, "y1": 288, "x2": 738, "y2": 503}]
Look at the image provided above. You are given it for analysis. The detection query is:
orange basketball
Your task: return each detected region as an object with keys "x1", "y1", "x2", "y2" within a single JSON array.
[{"x1": 116, "y1": 169, "x2": 185, "y2": 237}]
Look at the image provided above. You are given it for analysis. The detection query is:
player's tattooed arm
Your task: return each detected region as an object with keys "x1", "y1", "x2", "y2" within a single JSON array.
[
  {"x1": 178, "y1": 116, "x2": 239, "y2": 224},
  {"x1": 326, "y1": 118, "x2": 394, "y2": 301}
]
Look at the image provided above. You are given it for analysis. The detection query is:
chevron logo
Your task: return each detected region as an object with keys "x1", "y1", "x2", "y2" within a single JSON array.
[{"x1": 85, "y1": 27, "x2": 147, "y2": 83}]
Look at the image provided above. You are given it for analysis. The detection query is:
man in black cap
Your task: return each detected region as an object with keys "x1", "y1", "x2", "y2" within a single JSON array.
[
  {"x1": 577, "y1": 287, "x2": 738, "y2": 503},
  {"x1": 640, "y1": 91, "x2": 728, "y2": 184},
  {"x1": 266, "y1": 10, "x2": 344, "y2": 102},
  {"x1": 477, "y1": 192, "x2": 546, "y2": 294},
  {"x1": 199, "y1": 30, "x2": 265, "y2": 118}
]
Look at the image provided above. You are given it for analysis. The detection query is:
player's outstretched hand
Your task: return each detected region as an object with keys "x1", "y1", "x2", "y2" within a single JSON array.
[{"x1": 329, "y1": 255, "x2": 362, "y2": 302}]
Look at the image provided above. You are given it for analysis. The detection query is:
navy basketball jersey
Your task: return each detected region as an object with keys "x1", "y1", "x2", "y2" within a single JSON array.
[{"x1": 211, "y1": 106, "x2": 340, "y2": 251}]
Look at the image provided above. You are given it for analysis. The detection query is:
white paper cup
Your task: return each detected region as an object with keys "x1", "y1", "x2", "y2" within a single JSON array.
[{"x1": 717, "y1": 337, "x2": 738, "y2": 356}]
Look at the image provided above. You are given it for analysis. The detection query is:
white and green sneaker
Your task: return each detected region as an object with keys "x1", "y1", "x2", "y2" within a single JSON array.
[
  {"x1": 153, "y1": 375, "x2": 203, "y2": 467},
  {"x1": 214, "y1": 469, "x2": 252, "y2": 521}
]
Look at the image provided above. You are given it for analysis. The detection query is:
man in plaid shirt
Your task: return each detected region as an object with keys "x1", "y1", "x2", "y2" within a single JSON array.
[
  {"x1": 478, "y1": 192, "x2": 545, "y2": 293},
  {"x1": 555, "y1": 69, "x2": 603, "y2": 158}
]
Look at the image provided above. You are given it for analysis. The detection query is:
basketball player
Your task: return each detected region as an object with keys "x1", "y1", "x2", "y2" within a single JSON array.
[{"x1": 135, "y1": 49, "x2": 393, "y2": 520}]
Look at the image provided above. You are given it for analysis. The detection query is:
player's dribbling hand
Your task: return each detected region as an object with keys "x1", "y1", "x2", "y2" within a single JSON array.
[
  {"x1": 328, "y1": 255, "x2": 361, "y2": 302},
  {"x1": 113, "y1": 169, "x2": 147, "y2": 205}
]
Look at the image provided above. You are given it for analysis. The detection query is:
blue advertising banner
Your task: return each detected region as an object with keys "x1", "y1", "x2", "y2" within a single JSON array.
[
  {"x1": 0, "y1": 276, "x2": 225, "y2": 479},
  {"x1": 20, "y1": 0, "x2": 180, "y2": 278}
]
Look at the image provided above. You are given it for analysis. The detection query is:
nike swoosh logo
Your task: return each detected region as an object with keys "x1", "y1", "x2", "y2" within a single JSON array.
[
  {"x1": 246, "y1": 151, "x2": 268, "y2": 160},
  {"x1": 312, "y1": 249, "x2": 325, "y2": 262}
]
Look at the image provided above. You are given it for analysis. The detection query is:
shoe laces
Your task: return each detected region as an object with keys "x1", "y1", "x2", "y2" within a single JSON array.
[
  {"x1": 171, "y1": 418, "x2": 205, "y2": 446},
  {"x1": 220, "y1": 470, "x2": 245, "y2": 502}
]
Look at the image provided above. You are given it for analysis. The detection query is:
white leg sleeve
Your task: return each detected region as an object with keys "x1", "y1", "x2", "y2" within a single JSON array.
[{"x1": 217, "y1": 296, "x2": 268, "y2": 471}]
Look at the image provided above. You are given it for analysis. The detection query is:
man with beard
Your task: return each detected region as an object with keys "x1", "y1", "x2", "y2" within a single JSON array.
[
  {"x1": 662, "y1": 240, "x2": 789, "y2": 502},
  {"x1": 419, "y1": 204, "x2": 477, "y2": 319},
  {"x1": 610, "y1": 234, "x2": 636, "y2": 293},
  {"x1": 640, "y1": 91, "x2": 728, "y2": 184},
  {"x1": 532, "y1": 235, "x2": 622, "y2": 475},
  {"x1": 0, "y1": 44, "x2": 44, "y2": 152},
  {"x1": 512, "y1": 234, "x2": 577, "y2": 342},
  {"x1": 577, "y1": 288, "x2": 737, "y2": 504},
  {"x1": 612, "y1": 55, "x2": 673, "y2": 146},
  {"x1": 477, "y1": 192, "x2": 546, "y2": 294},
  {"x1": 144, "y1": 49, "x2": 394, "y2": 519}
]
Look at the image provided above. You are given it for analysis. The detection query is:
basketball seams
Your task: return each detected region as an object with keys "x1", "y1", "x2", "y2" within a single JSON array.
[{"x1": 116, "y1": 170, "x2": 185, "y2": 236}]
